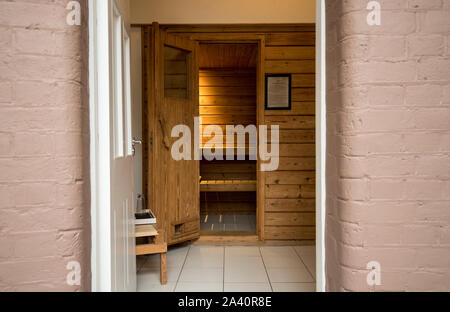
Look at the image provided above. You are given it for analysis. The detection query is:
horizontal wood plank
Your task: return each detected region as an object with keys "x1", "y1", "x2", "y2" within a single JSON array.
[
  {"x1": 266, "y1": 171, "x2": 315, "y2": 185},
  {"x1": 265, "y1": 32, "x2": 316, "y2": 46},
  {"x1": 265, "y1": 198, "x2": 315, "y2": 212},
  {"x1": 292, "y1": 88, "x2": 315, "y2": 101},
  {"x1": 200, "y1": 95, "x2": 256, "y2": 106},
  {"x1": 265, "y1": 60, "x2": 315, "y2": 74},
  {"x1": 265, "y1": 102, "x2": 315, "y2": 116},
  {"x1": 200, "y1": 105, "x2": 256, "y2": 115},
  {"x1": 265, "y1": 184, "x2": 315, "y2": 199},
  {"x1": 200, "y1": 69, "x2": 256, "y2": 77},
  {"x1": 200, "y1": 181, "x2": 257, "y2": 192},
  {"x1": 201, "y1": 115, "x2": 256, "y2": 125},
  {"x1": 279, "y1": 144, "x2": 316, "y2": 157},
  {"x1": 265, "y1": 46, "x2": 315, "y2": 60},
  {"x1": 292, "y1": 74, "x2": 316, "y2": 87},
  {"x1": 275, "y1": 157, "x2": 316, "y2": 171},
  {"x1": 136, "y1": 243, "x2": 167, "y2": 256},
  {"x1": 200, "y1": 86, "x2": 256, "y2": 96},
  {"x1": 265, "y1": 116, "x2": 315, "y2": 129},
  {"x1": 265, "y1": 212, "x2": 315, "y2": 226},
  {"x1": 199, "y1": 76, "x2": 256, "y2": 87},
  {"x1": 264, "y1": 226, "x2": 315, "y2": 240},
  {"x1": 268, "y1": 130, "x2": 315, "y2": 143}
]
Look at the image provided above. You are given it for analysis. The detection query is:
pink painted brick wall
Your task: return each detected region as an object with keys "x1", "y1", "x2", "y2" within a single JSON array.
[
  {"x1": 0, "y1": 0, "x2": 90, "y2": 291},
  {"x1": 326, "y1": 0, "x2": 450, "y2": 291}
]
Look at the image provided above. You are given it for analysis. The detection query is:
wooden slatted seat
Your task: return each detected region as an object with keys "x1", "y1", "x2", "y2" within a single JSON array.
[{"x1": 200, "y1": 179, "x2": 257, "y2": 192}]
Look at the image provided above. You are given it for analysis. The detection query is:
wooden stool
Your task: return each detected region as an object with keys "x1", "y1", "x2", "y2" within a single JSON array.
[{"x1": 135, "y1": 225, "x2": 167, "y2": 285}]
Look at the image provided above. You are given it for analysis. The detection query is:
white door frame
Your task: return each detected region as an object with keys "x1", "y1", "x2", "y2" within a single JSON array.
[
  {"x1": 315, "y1": 0, "x2": 326, "y2": 292},
  {"x1": 89, "y1": 0, "x2": 113, "y2": 292},
  {"x1": 89, "y1": 0, "x2": 327, "y2": 292}
]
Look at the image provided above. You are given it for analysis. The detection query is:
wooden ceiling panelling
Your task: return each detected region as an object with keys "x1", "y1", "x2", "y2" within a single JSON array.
[{"x1": 199, "y1": 43, "x2": 258, "y2": 69}]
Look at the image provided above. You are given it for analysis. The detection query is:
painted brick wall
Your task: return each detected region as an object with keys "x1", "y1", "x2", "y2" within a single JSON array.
[
  {"x1": 326, "y1": 0, "x2": 450, "y2": 291},
  {"x1": 0, "y1": 0, "x2": 91, "y2": 291}
]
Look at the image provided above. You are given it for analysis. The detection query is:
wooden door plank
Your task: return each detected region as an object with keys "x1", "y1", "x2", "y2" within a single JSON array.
[{"x1": 265, "y1": 212, "x2": 316, "y2": 226}]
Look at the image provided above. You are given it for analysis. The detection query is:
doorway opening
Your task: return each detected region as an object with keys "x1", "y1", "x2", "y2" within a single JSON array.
[
  {"x1": 90, "y1": 4, "x2": 327, "y2": 291},
  {"x1": 198, "y1": 43, "x2": 258, "y2": 236}
]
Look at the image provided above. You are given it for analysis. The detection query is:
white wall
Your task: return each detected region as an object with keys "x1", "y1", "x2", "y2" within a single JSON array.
[{"x1": 130, "y1": 0, "x2": 316, "y2": 24}]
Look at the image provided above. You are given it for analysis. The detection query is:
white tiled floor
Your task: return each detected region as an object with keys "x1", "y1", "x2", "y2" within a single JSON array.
[{"x1": 137, "y1": 245, "x2": 316, "y2": 292}]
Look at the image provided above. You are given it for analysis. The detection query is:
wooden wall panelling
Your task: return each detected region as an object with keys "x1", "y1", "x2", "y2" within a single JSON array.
[{"x1": 262, "y1": 28, "x2": 316, "y2": 241}]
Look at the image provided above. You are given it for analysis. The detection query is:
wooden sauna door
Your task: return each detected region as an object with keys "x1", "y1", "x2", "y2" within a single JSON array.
[{"x1": 149, "y1": 25, "x2": 200, "y2": 245}]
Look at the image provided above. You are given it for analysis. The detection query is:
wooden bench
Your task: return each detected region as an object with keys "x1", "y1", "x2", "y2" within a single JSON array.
[
  {"x1": 200, "y1": 179, "x2": 257, "y2": 192},
  {"x1": 135, "y1": 225, "x2": 167, "y2": 285}
]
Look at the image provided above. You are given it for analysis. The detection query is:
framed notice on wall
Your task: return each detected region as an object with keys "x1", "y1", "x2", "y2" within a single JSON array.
[{"x1": 265, "y1": 74, "x2": 292, "y2": 110}]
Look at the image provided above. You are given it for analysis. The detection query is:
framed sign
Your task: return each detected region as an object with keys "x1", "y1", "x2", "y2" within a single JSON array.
[{"x1": 265, "y1": 74, "x2": 292, "y2": 110}]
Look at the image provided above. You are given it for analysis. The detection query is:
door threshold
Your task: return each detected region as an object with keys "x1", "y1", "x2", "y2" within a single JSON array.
[
  {"x1": 193, "y1": 235, "x2": 315, "y2": 246},
  {"x1": 194, "y1": 235, "x2": 259, "y2": 245}
]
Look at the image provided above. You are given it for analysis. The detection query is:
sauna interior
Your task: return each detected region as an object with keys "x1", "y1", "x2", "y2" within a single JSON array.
[
  {"x1": 198, "y1": 43, "x2": 258, "y2": 235},
  {"x1": 142, "y1": 24, "x2": 316, "y2": 246}
]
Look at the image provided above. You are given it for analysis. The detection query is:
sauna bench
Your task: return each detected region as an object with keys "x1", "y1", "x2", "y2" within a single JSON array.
[{"x1": 200, "y1": 180, "x2": 257, "y2": 192}]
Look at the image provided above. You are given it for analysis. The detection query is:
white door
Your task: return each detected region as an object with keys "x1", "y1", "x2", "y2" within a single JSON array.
[
  {"x1": 110, "y1": 3, "x2": 136, "y2": 292},
  {"x1": 90, "y1": 0, "x2": 136, "y2": 292}
]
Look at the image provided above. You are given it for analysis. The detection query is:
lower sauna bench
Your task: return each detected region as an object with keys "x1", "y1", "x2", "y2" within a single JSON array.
[
  {"x1": 200, "y1": 186, "x2": 257, "y2": 234},
  {"x1": 200, "y1": 179, "x2": 257, "y2": 192}
]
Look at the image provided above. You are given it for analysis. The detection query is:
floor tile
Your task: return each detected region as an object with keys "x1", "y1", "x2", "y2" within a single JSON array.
[
  {"x1": 175, "y1": 282, "x2": 223, "y2": 292},
  {"x1": 184, "y1": 246, "x2": 224, "y2": 268},
  {"x1": 225, "y1": 254, "x2": 264, "y2": 268},
  {"x1": 262, "y1": 254, "x2": 305, "y2": 268},
  {"x1": 178, "y1": 268, "x2": 223, "y2": 282},
  {"x1": 260, "y1": 246, "x2": 297, "y2": 258},
  {"x1": 137, "y1": 282, "x2": 176, "y2": 292},
  {"x1": 224, "y1": 283, "x2": 272, "y2": 292},
  {"x1": 272, "y1": 283, "x2": 316, "y2": 292},
  {"x1": 137, "y1": 245, "x2": 317, "y2": 292},
  {"x1": 267, "y1": 268, "x2": 314, "y2": 283},
  {"x1": 294, "y1": 246, "x2": 316, "y2": 278},
  {"x1": 294, "y1": 246, "x2": 315, "y2": 257},
  {"x1": 142, "y1": 246, "x2": 189, "y2": 268},
  {"x1": 225, "y1": 261, "x2": 268, "y2": 283},
  {"x1": 136, "y1": 256, "x2": 148, "y2": 272},
  {"x1": 138, "y1": 266, "x2": 182, "y2": 283},
  {"x1": 225, "y1": 246, "x2": 261, "y2": 258}
]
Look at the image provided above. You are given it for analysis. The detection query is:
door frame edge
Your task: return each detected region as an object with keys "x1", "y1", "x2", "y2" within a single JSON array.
[
  {"x1": 89, "y1": 0, "x2": 113, "y2": 292},
  {"x1": 316, "y1": 0, "x2": 327, "y2": 293}
]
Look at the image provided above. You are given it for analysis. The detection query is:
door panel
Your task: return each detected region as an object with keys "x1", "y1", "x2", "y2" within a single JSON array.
[
  {"x1": 110, "y1": 9, "x2": 136, "y2": 291},
  {"x1": 149, "y1": 24, "x2": 200, "y2": 245}
]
